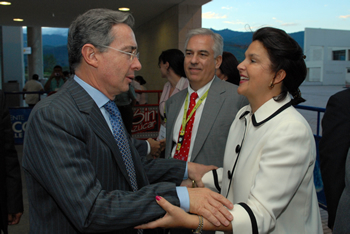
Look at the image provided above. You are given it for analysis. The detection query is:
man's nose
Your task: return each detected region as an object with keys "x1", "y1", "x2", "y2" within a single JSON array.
[
  {"x1": 190, "y1": 54, "x2": 199, "y2": 64},
  {"x1": 132, "y1": 57, "x2": 142, "y2": 71}
]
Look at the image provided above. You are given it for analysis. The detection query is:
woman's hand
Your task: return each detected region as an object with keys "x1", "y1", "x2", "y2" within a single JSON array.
[
  {"x1": 135, "y1": 196, "x2": 197, "y2": 230},
  {"x1": 135, "y1": 196, "x2": 233, "y2": 232}
]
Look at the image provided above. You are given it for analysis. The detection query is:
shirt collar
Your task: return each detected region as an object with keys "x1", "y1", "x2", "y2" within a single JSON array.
[
  {"x1": 187, "y1": 76, "x2": 215, "y2": 99},
  {"x1": 248, "y1": 95, "x2": 292, "y2": 127},
  {"x1": 175, "y1": 77, "x2": 187, "y2": 90},
  {"x1": 74, "y1": 75, "x2": 110, "y2": 108}
]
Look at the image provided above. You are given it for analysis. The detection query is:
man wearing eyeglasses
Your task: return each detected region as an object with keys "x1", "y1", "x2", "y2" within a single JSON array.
[{"x1": 22, "y1": 8, "x2": 233, "y2": 234}]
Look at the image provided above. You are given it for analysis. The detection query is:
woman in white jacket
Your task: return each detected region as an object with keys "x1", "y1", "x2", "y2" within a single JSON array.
[{"x1": 137, "y1": 27, "x2": 323, "y2": 234}]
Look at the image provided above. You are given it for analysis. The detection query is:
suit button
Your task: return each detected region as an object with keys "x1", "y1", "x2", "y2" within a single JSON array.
[
  {"x1": 228, "y1": 170, "x2": 232, "y2": 179},
  {"x1": 235, "y1": 144, "x2": 241, "y2": 153}
]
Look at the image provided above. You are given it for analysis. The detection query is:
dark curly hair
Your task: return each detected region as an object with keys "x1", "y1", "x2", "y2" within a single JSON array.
[{"x1": 253, "y1": 27, "x2": 306, "y2": 105}]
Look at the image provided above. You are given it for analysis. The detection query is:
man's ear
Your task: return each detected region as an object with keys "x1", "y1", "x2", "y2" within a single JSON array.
[
  {"x1": 81, "y1": 44, "x2": 98, "y2": 68},
  {"x1": 215, "y1": 55, "x2": 222, "y2": 69},
  {"x1": 274, "y1": 69, "x2": 286, "y2": 84}
]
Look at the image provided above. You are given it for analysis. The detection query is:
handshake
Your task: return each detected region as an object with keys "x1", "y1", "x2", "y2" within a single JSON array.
[
  {"x1": 146, "y1": 138, "x2": 166, "y2": 158},
  {"x1": 136, "y1": 161, "x2": 233, "y2": 231}
]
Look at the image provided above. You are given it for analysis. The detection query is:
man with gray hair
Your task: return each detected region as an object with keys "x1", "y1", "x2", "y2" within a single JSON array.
[
  {"x1": 22, "y1": 9, "x2": 233, "y2": 234},
  {"x1": 164, "y1": 28, "x2": 247, "y2": 234}
]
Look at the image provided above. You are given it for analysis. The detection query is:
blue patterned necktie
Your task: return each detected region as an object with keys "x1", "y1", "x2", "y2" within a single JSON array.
[{"x1": 104, "y1": 100, "x2": 138, "y2": 192}]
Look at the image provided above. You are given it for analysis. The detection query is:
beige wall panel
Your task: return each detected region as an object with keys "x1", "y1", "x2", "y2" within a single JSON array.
[{"x1": 134, "y1": 4, "x2": 202, "y2": 104}]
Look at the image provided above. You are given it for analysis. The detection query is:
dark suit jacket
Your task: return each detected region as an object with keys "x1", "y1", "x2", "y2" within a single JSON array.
[
  {"x1": 333, "y1": 148, "x2": 350, "y2": 234},
  {"x1": 22, "y1": 79, "x2": 186, "y2": 234},
  {"x1": 320, "y1": 88, "x2": 350, "y2": 230},
  {"x1": 165, "y1": 77, "x2": 248, "y2": 167},
  {"x1": 0, "y1": 90, "x2": 23, "y2": 234}
]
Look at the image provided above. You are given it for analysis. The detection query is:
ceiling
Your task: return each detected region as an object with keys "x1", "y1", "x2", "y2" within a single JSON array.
[{"x1": 0, "y1": 0, "x2": 208, "y2": 29}]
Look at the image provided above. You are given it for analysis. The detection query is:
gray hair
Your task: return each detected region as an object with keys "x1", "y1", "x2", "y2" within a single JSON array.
[
  {"x1": 184, "y1": 28, "x2": 223, "y2": 58},
  {"x1": 68, "y1": 8, "x2": 134, "y2": 72}
]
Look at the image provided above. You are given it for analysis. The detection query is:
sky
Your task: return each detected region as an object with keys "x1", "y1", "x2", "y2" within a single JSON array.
[
  {"x1": 202, "y1": 0, "x2": 350, "y2": 33},
  {"x1": 23, "y1": 0, "x2": 350, "y2": 35}
]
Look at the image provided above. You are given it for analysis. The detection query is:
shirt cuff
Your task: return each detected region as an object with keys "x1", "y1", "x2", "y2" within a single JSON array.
[
  {"x1": 176, "y1": 187, "x2": 190, "y2": 212},
  {"x1": 146, "y1": 140, "x2": 150, "y2": 155},
  {"x1": 184, "y1": 162, "x2": 188, "y2": 180}
]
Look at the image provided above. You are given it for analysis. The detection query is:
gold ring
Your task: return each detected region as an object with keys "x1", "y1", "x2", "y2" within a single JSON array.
[{"x1": 192, "y1": 180, "x2": 196, "y2": 188}]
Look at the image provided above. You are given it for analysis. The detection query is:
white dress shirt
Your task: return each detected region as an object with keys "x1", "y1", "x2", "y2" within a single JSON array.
[{"x1": 171, "y1": 77, "x2": 215, "y2": 161}]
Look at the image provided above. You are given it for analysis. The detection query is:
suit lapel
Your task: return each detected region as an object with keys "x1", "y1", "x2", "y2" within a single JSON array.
[
  {"x1": 191, "y1": 77, "x2": 226, "y2": 162},
  {"x1": 165, "y1": 90, "x2": 187, "y2": 158},
  {"x1": 67, "y1": 79, "x2": 134, "y2": 189}
]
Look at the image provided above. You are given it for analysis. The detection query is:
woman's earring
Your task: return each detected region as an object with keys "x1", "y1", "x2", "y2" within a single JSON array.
[{"x1": 269, "y1": 81, "x2": 274, "y2": 88}]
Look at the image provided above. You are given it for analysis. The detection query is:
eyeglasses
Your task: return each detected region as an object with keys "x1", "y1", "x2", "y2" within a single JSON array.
[{"x1": 99, "y1": 45, "x2": 139, "y2": 62}]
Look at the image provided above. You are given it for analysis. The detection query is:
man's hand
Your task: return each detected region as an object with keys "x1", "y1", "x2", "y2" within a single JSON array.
[
  {"x1": 159, "y1": 139, "x2": 166, "y2": 152},
  {"x1": 187, "y1": 162, "x2": 217, "y2": 187},
  {"x1": 147, "y1": 138, "x2": 160, "y2": 157},
  {"x1": 147, "y1": 138, "x2": 166, "y2": 158},
  {"x1": 180, "y1": 178, "x2": 193, "y2": 188},
  {"x1": 8, "y1": 213, "x2": 23, "y2": 225},
  {"x1": 146, "y1": 138, "x2": 160, "y2": 158},
  {"x1": 188, "y1": 188, "x2": 233, "y2": 227}
]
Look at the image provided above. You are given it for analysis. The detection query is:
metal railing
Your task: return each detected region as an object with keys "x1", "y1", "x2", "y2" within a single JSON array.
[
  {"x1": 295, "y1": 105, "x2": 327, "y2": 210},
  {"x1": 295, "y1": 105, "x2": 326, "y2": 138}
]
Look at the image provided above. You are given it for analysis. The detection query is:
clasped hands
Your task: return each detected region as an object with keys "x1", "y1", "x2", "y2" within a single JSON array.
[
  {"x1": 185, "y1": 162, "x2": 233, "y2": 227},
  {"x1": 147, "y1": 138, "x2": 166, "y2": 158},
  {"x1": 136, "y1": 162, "x2": 233, "y2": 230}
]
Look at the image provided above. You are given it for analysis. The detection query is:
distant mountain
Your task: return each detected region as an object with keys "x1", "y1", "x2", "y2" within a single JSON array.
[
  {"x1": 23, "y1": 33, "x2": 69, "y2": 68},
  {"x1": 43, "y1": 45, "x2": 68, "y2": 67},
  {"x1": 289, "y1": 31, "x2": 304, "y2": 49},
  {"x1": 23, "y1": 29, "x2": 304, "y2": 68},
  {"x1": 42, "y1": 34, "x2": 68, "y2": 47},
  {"x1": 212, "y1": 29, "x2": 253, "y2": 46},
  {"x1": 24, "y1": 33, "x2": 68, "y2": 47}
]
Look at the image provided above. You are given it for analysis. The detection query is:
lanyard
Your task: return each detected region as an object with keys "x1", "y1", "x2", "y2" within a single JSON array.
[{"x1": 175, "y1": 90, "x2": 209, "y2": 151}]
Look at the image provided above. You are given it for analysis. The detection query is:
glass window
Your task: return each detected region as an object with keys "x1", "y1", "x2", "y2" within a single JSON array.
[{"x1": 333, "y1": 50, "x2": 345, "y2": 60}]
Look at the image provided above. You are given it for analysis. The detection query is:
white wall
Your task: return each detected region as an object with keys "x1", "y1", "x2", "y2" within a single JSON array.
[{"x1": 304, "y1": 28, "x2": 350, "y2": 85}]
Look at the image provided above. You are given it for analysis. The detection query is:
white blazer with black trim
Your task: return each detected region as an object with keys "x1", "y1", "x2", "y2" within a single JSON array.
[{"x1": 203, "y1": 95, "x2": 322, "y2": 234}]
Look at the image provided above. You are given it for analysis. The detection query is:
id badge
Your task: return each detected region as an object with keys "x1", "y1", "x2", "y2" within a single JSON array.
[{"x1": 157, "y1": 124, "x2": 166, "y2": 140}]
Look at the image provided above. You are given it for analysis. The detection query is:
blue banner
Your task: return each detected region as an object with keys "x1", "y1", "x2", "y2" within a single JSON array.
[{"x1": 9, "y1": 108, "x2": 32, "y2": 145}]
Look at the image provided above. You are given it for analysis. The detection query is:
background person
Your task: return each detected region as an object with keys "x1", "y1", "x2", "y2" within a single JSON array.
[
  {"x1": 115, "y1": 85, "x2": 162, "y2": 158},
  {"x1": 158, "y1": 49, "x2": 188, "y2": 125},
  {"x1": 114, "y1": 83, "x2": 137, "y2": 135},
  {"x1": 23, "y1": 74, "x2": 44, "y2": 107},
  {"x1": 63, "y1": 70, "x2": 72, "y2": 80},
  {"x1": 44, "y1": 65, "x2": 67, "y2": 92},
  {"x1": 0, "y1": 90, "x2": 24, "y2": 234},
  {"x1": 157, "y1": 49, "x2": 188, "y2": 154},
  {"x1": 137, "y1": 27, "x2": 323, "y2": 234},
  {"x1": 320, "y1": 88, "x2": 350, "y2": 233},
  {"x1": 133, "y1": 75, "x2": 148, "y2": 105},
  {"x1": 22, "y1": 9, "x2": 233, "y2": 234},
  {"x1": 216, "y1": 51, "x2": 240, "y2": 85}
]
